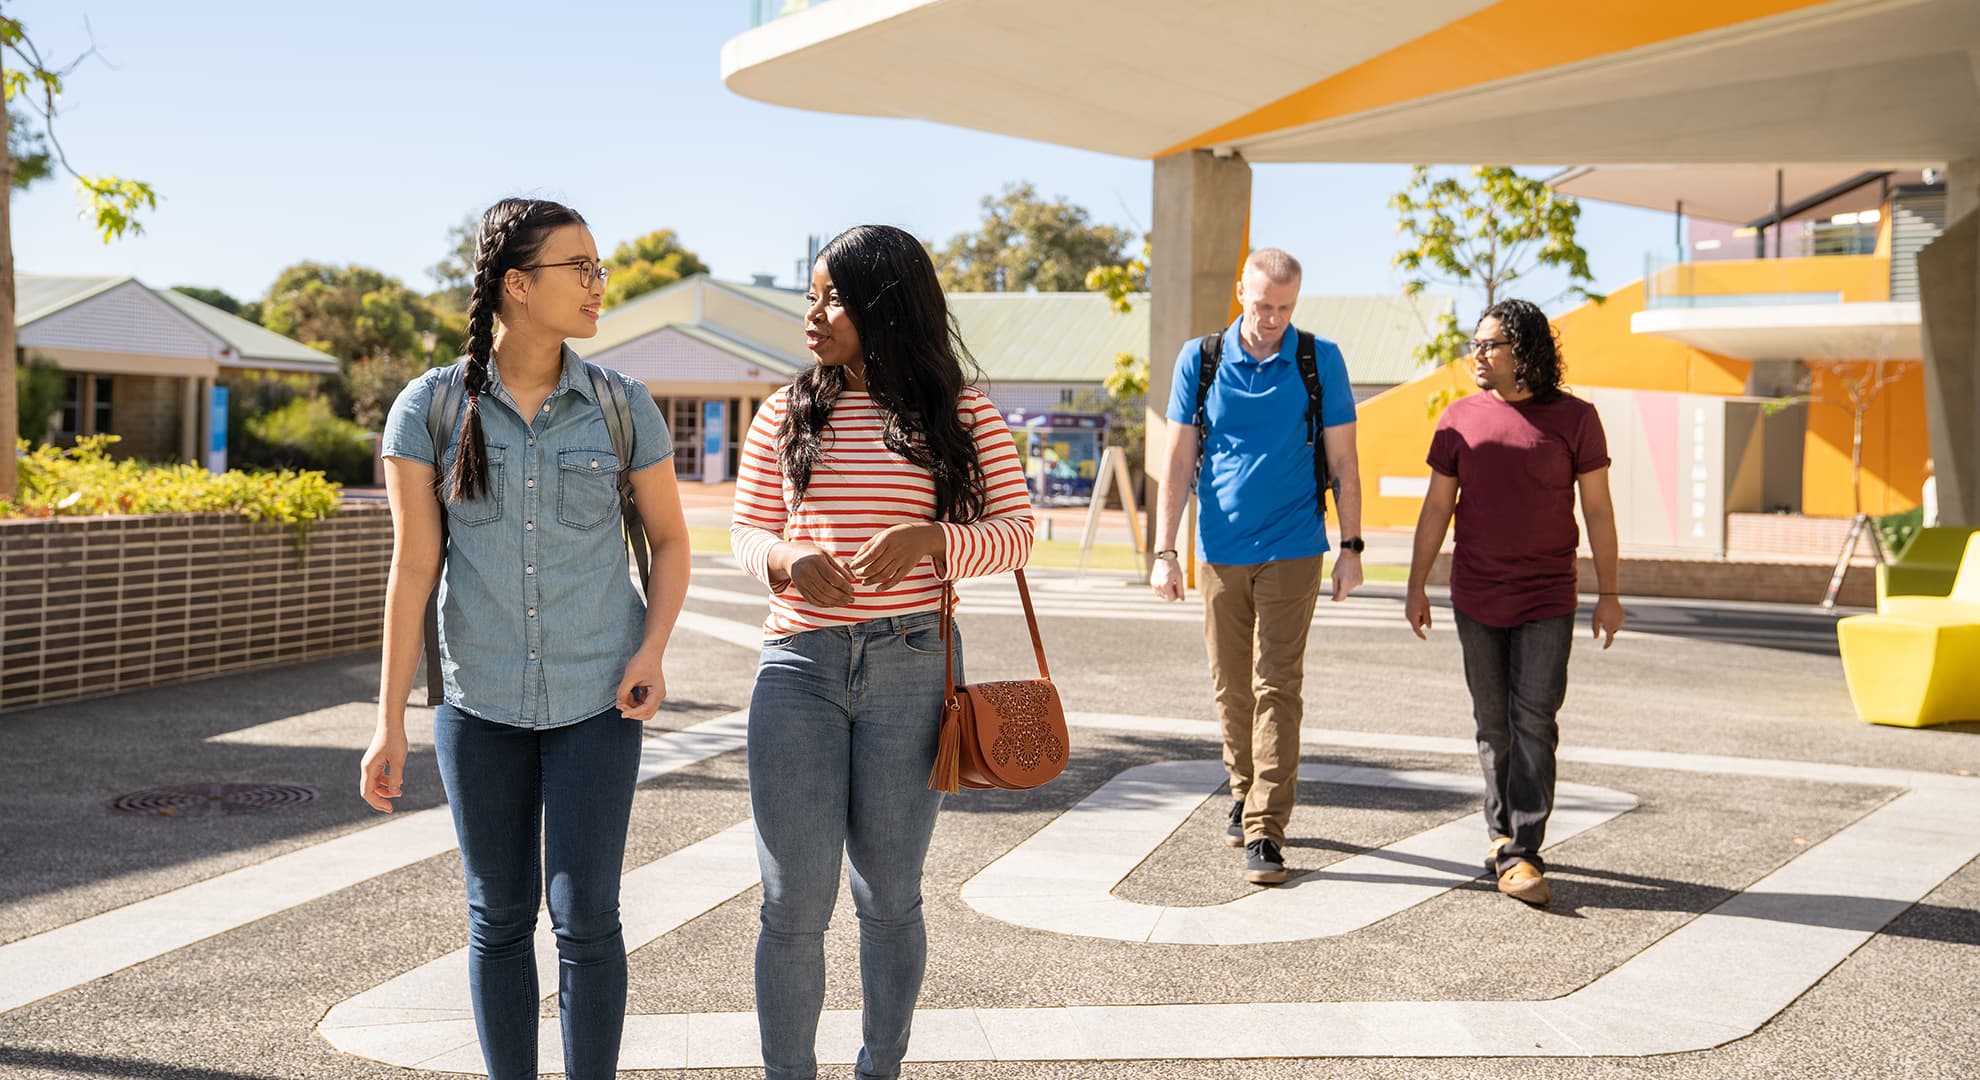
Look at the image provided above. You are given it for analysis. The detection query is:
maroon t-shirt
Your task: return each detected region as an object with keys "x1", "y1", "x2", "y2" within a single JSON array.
[{"x1": 1427, "y1": 391, "x2": 1610, "y2": 628}]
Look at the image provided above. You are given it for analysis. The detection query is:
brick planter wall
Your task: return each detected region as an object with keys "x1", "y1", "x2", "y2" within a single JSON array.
[
  {"x1": 1426, "y1": 552, "x2": 1875, "y2": 608},
  {"x1": 0, "y1": 501, "x2": 392, "y2": 714}
]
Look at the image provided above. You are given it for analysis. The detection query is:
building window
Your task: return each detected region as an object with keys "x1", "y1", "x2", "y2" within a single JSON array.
[
  {"x1": 92, "y1": 376, "x2": 114, "y2": 435},
  {"x1": 58, "y1": 375, "x2": 82, "y2": 435},
  {"x1": 1059, "y1": 388, "x2": 1076, "y2": 406},
  {"x1": 670, "y1": 398, "x2": 701, "y2": 478}
]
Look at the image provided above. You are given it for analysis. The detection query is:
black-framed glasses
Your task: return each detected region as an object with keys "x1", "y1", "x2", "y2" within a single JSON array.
[
  {"x1": 519, "y1": 259, "x2": 610, "y2": 288},
  {"x1": 1468, "y1": 338, "x2": 1511, "y2": 355}
]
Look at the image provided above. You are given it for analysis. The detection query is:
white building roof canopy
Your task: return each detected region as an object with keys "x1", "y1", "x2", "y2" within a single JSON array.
[{"x1": 1631, "y1": 302, "x2": 1922, "y2": 362}]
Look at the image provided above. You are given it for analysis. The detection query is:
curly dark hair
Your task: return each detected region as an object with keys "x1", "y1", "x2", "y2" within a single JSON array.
[
  {"x1": 1479, "y1": 298, "x2": 1566, "y2": 399},
  {"x1": 780, "y1": 224, "x2": 988, "y2": 524}
]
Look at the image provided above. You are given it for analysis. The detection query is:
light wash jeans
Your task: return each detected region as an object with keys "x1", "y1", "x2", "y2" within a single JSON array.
[
  {"x1": 432, "y1": 703, "x2": 643, "y2": 1080},
  {"x1": 747, "y1": 610, "x2": 957, "y2": 1080}
]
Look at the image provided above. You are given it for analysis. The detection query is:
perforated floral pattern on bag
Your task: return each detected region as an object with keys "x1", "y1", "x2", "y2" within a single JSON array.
[{"x1": 976, "y1": 682, "x2": 1067, "y2": 771}]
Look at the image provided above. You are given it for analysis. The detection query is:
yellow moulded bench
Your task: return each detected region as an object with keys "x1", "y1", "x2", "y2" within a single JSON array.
[{"x1": 1838, "y1": 533, "x2": 1980, "y2": 727}]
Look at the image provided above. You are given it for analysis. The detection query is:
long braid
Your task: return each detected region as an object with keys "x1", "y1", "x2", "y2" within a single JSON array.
[{"x1": 443, "y1": 199, "x2": 575, "y2": 503}]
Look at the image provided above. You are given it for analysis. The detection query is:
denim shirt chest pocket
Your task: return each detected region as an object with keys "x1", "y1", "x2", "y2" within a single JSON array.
[
  {"x1": 442, "y1": 443, "x2": 507, "y2": 525},
  {"x1": 557, "y1": 449, "x2": 620, "y2": 529}
]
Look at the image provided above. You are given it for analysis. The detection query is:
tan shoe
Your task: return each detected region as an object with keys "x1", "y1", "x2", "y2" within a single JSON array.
[
  {"x1": 1487, "y1": 836, "x2": 1512, "y2": 865},
  {"x1": 1498, "y1": 862, "x2": 1551, "y2": 906}
]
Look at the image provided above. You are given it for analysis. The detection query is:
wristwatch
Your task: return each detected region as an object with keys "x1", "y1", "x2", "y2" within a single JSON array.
[
  {"x1": 1154, "y1": 549, "x2": 1180, "y2": 561},
  {"x1": 1338, "y1": 537, "x2": 1365, "y2": 554}
]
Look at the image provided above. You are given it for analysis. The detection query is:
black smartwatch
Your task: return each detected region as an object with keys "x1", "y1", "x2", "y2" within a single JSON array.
[{"x1": 1338, "y1": 537, "x2": 1365, "y2": 554}]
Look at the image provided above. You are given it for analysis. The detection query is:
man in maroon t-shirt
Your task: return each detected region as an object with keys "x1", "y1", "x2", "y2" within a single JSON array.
[{"x1": 1404, "y1": 299, "x2": 1625, "y2": 908}]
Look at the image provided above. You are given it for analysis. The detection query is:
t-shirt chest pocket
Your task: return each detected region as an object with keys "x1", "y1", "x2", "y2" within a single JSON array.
[{"x1": 557, "y1": 449, "x2": 621, "y2": 529}]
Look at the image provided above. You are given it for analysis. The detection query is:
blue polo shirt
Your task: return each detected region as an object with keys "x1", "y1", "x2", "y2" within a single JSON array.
[{"x1": 1165, "y1": 321, "x2": 1356, "y2": 566}]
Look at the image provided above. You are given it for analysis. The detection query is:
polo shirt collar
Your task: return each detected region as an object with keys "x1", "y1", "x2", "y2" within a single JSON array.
[{"x1": 1225, "y1": 320, "x2": 1297, "y2": 365}]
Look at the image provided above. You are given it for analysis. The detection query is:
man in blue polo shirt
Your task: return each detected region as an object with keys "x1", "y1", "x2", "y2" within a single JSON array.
[{"x1": 1150, "y1": 247, "x2": 1363, "y2": 885}]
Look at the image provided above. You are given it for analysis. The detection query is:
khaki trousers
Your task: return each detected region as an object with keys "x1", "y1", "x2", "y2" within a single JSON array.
[{"x1": 1202, "y1": 555, "x2": 1324, "y2": 845}]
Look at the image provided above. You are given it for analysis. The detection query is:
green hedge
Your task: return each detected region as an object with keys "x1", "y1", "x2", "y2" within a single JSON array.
[{"x1": 5, "y1": 435, "x2": 342, "y2": 552}]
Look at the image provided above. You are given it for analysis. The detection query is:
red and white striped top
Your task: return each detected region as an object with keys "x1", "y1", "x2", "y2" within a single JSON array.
[{"x1": 730, "y1": 386, "x2": 1036, "y2": 637}]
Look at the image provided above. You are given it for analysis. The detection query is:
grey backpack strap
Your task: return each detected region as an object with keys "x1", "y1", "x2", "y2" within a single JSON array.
[
  {"x1": 421, "y1": 361, "x2": 467, "y2": 706},
  {"x1": 585, "y1": 361, "x2": 652, "y2": 596}
]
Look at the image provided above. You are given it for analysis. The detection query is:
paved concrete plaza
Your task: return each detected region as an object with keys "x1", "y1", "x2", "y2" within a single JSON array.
[{"x1": 2, "y1": 555, "x2": 1978, "y2": 1078}]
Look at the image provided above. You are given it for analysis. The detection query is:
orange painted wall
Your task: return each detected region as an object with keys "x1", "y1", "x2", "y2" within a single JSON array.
[
  {"x1": 1801, "y1": 361, "x2": 1930, "y2": 518},
  {"x1": 1355, "y1": 362, "x2": 1472, "y2": 530},
  {"x1": 1552, "y1": 280, "x2": 1749, "y2": 395},
  {"x1": 1355, "y1": 251, "x2": 1920, "y2": 529}
]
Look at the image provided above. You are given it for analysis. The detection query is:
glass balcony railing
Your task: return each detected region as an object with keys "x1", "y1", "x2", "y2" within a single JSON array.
[
  {"x1": 750, "y1": 0, "x2": 829, "y2": 27},
  {"x1": 1644, "y1": 231, "x2": 1885, "y2": 310}
]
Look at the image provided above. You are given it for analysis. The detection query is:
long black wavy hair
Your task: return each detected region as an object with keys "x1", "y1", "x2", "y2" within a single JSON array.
[
  {"x1": 1480, "y1": 298, "x2": 1566, "y2": 399},
  {"x1": 780, "y1": 224, "x2": 987, "y2": 523},
  {"x1": 444, "y1": 197, "x2": 588, "y2": 503}
]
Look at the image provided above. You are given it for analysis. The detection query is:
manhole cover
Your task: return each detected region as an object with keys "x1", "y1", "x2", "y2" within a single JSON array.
[{"x1": 106, "y1": 783, "x2": 318, "y2": 818}]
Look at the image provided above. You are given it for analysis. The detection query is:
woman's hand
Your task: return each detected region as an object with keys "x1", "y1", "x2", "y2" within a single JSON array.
[
  {"x1": 849, "y1": 524, "x2": 944, "y2": 592},
  {"x1": 775, "y1": 541, "x2": 858, "y2": 607},
  {"x1": 616, "y1": 646, "x2": 666, "y2": 721},
  {"x1": 359, "y1": 724, "x2": 409, "y2": 813}
]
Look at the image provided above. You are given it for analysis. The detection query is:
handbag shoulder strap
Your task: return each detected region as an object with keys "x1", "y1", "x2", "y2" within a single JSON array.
[{"x1": 942, "y1": 569, "x2": 1050, "y2": 686}]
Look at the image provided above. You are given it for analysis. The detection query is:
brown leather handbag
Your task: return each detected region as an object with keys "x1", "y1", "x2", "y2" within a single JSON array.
[{"x1": 927, "y1": 570, "x2": 1069, "y2": 793}]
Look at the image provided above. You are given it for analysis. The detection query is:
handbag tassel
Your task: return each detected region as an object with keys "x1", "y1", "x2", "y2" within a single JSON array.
[{"x1": 929, "y1": 699, "x2": 962, "y2": 794}]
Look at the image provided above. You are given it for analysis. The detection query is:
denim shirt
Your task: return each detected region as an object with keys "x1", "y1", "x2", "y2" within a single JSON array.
[{"x1": 381, "y1": 345, "x2": 674, "y2": 729}]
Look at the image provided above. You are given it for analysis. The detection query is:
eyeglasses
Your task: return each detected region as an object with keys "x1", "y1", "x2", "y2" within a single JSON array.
[
  {"x1": 519, "y1": 259, "x2": 610, "y2": 288},
  {"x1": 1468, "y1": 338, "x2": 1512, "y2": 355}
]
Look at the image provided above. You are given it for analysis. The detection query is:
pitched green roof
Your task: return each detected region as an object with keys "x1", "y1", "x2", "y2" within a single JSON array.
[
  {"x1": 155, "y1": 288, "x2": 341, "y2": 372},
  {"x1": 16, "y1": 275, "x2": 131, "y2": 325}
]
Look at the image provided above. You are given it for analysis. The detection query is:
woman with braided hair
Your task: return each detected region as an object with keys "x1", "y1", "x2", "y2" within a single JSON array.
[
  {"x1": 363, "y1": 197, "x2": 690, "y2": 1078},
  {"x1": 730, "y1": 224, "x2": 1035, "y2": 1079}
]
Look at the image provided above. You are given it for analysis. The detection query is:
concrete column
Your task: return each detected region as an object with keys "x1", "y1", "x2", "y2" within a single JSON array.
[
  {"x1": 1146, "y1": 149, "x2": 1252, "y2": 548},
  {"x1": 180, "y1": 377, "x2": 201, "y2": 464},
  {"x1": 1918, "y1": 158, "x2": 1979, "y2": 526}
]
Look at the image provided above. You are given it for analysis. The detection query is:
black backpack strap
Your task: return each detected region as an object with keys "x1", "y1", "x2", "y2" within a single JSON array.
[
  {"x1": 585, "y1": 361, "x2": 652, "y2": 597},
  {"x1": 1190, "y1": 329, "x2": 1226, "y2": 490},
  {"x1": 1295, "y1": 331, "x2": 1333, "y2": 521},
  {"x1": 421, "y1": 361, "x2": 467, "y2": 706}
]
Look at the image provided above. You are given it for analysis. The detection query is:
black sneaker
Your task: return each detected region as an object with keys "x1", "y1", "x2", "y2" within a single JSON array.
[
  {"x1": 1245, "y1": 838, "x2": 1288, "y2": 885},
  {"x1": 1224, "y1": 798, "x2": 1245, "y2": 848}
]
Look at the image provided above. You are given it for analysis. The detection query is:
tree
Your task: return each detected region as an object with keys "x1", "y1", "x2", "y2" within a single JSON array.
[
  {"x1": 1389, "y1": 166, "x2": 1601, "y2": 382},
  {"x1": 426, "y1": 213, "x2": 476, "y2": 314},
  {"x1": 259, "y1": 262, "x2": 431, "y2": 366},
  {"x1": 14, "y1": 351, "x2": 60, "y2": 442},
  {"x1": 171, "y1": 285, "x2": 243, "y2": 317},
  {"x1": 935, "y1": 182, "x2": 1138, "y2": 293},
  {"x1": 258, "y1": 262, "x2": 447, "y2": 427},
  {"x1": 3, "y1": 10, "x2": 156, "y2": 499},
  {"x1": 603, "y1": 228, "x2": 709, "y2": 308}
]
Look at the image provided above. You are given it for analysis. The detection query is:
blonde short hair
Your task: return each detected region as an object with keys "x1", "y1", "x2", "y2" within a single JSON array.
[{"x1": 1244, "y1": 248, "x2": 1302, "y2": 285}]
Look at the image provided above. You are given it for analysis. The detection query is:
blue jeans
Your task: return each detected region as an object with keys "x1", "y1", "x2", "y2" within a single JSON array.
[
  {"x1": 748, "y1": 611, "x2": 956, "y2": 1080},
  {"x1": 1452, "y1": 610, "x2": 1573, "y2": 874},
  {"x1": 432, "y1": 704, "x2": 643, "y2": 1080}
]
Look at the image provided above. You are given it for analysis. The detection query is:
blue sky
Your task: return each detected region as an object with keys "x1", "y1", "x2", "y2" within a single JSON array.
[{"x1": 15, "y1": 1, "x2": 1675, "y2": 323}]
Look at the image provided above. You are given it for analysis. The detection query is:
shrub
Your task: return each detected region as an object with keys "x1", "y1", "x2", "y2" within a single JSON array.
[
  {"x1": 5, "y1": 435, "x2": 342, "y2": 555},
  {"x1": 243, "y1": 396, "x2": 374, "y2": 485}
]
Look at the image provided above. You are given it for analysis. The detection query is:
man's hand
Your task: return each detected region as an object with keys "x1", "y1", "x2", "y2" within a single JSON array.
[
  {"x1": 1150, "y1": 556, "x2": 1183, "y2": 601},
  {"x1": 1405, "y1": 587, "x2": 1432, "y2": 639},
  {"x1": 1592, "y1": 595, "x2": 1625, "y2": 649},
  {"x1": 848, "y1": 524, "x2": 943, "y2": 592},
  {"x1": 1330, "y1": 552, "x2": 1363, "y2": 602},
  {"x1": 777, "y1": 542, "x2": 858, "y2": 607}
]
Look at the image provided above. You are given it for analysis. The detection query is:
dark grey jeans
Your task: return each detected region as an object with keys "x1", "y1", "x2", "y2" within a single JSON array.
[{"x1": 1452, "y1": 609, "x2": 1574, "y2": 874}]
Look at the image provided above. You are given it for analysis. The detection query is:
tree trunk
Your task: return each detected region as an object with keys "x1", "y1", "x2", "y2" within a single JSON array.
[{"x1": 1, "y1": 77, "x2": 18, "y2": 501}]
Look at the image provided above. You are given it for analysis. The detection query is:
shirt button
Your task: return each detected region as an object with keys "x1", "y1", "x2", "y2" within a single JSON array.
[
  {"x1": 528, "y1": 608, "x2": 536, "y2": 617},
  {"x1": 528, "y1": 438, "x2": 535, "y2": 447},
  {"x1": 526, "y1": 565, "x2": 535, "y2": 575},
  {"x1": 541, "y1": 403, "x2": 551, "y2": 413},
  {"x1": 590, "y1": 458, "x2": 598, "y2": 469},
  {"x1": 526, "y1": 521, "x2": 534, "y2": 531},
  {"x1": 526, "y1": 478, "x2": 535, "y2": 488},
  {"x1": 529, "y1": 650, "x2": 538, "y2": 660}
]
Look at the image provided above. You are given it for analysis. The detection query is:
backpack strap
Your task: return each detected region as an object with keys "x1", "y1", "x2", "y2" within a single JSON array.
[
  {"x1": 1190, "y1": 328, "x2": 1226, "y2": 491},
  {"x1": 585, "y1": 361, "x2": 653, "y2": 597},
  {"x1": 1295, "y1": 331, "x2": 1334, "y2": 521},
  {"x1": 421, "y1": 361, "x2": 467, "y2": 706}
]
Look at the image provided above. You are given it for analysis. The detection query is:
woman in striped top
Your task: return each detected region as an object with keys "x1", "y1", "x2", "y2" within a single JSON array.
[{"x1": 730, "y1": 224, "x2": 1033, "y2": 1080}]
